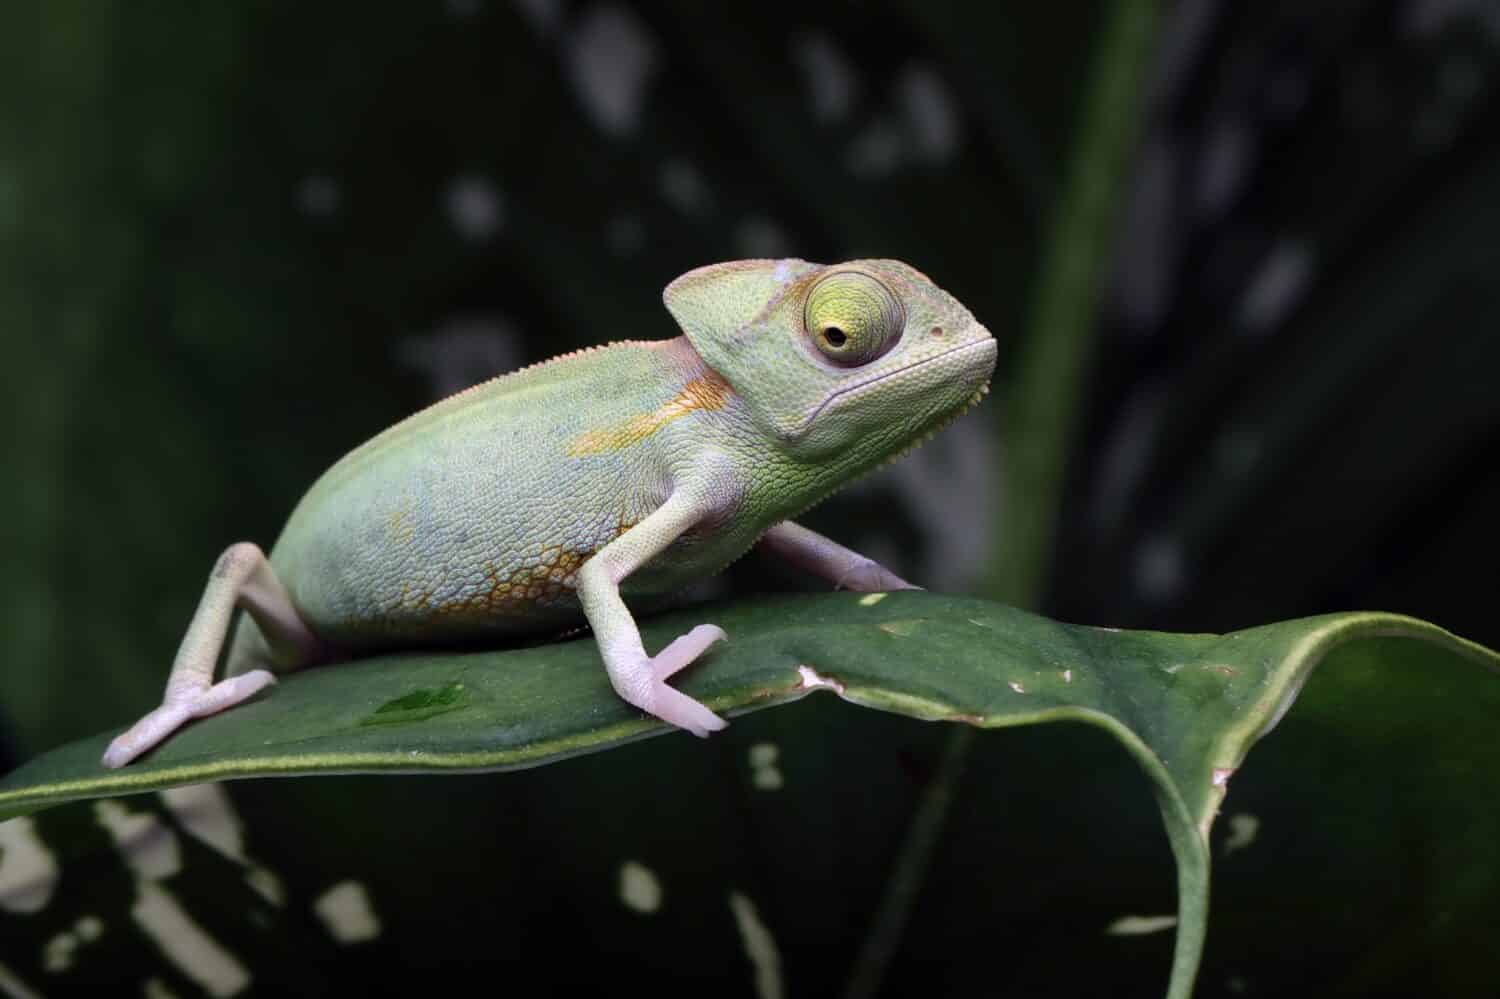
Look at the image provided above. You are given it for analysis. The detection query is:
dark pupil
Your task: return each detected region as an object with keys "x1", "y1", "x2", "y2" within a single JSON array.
[{"x1": 823, "y1": 326, "x2": 848, "y2": 347}]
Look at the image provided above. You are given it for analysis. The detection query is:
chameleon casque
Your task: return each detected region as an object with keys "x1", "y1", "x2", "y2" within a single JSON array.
[{"x1": 103, "y1": 258, "x2": 997, "y2": 768}]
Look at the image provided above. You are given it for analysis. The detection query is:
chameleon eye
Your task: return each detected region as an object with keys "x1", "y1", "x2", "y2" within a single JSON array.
[{"x1": 803, "y1": 271, "x2": 905, "y2": 367}]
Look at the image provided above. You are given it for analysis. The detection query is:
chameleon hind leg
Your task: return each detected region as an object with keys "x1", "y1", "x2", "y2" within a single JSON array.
[
  {"x1": 577, "y1": 479, "x2": 731, "y2": 738},
  {"x1": 102, "y1": 542, "x2": 323, "y2": 768}
]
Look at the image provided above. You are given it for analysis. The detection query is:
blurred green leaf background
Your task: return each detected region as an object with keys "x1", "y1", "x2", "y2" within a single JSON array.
[{"x1": 2, "y1": 1, "x2": 1497, "y2": 996}]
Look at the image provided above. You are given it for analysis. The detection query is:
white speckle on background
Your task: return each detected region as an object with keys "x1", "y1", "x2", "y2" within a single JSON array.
[
  {"x1": 43, "y1": 913, "x2": 106, "y2": 972},
  {"x1": 1237, "y1": 240, "x2": 1314, "y2": 335},
  {"x1": 748, "y1": 743, "x2": 784, "y2": 791},
  {"x1": 618, "y1": 861, "x2": 662, "y2": 913},
  {"x1": 876, "y1": 420, "x2": 994, "y2": 590},
  {"x1": 897, "y1": 64, "x2": 960, "y2": 164},
  {"x1": 734, "y1": 216, "x2": 790, "y2": 258},
  {"x1": 847, "y1": 116, "x2": 902, "y2": 177},
  {"x1": 565, "y1": 4, "x2": 658, "y2": 136},
  {"x1": 858, "y1": 593, "x2": 887, "y2": 607},
  {"x1": 659, "y1": 158, "x2": 711, "y2": 217},
  {"x1": 607, "y1": 214, "x2": 646, "y2": 256},
  {"x1": 513, "y1": 0, "x2": 562, "y2": 34},
  {"x1": 0, "y1": 817, "x2": 58, "y2": 914},
  {"x1": 43, "y1": 931, "x2": 77, "y2": 973},
  {"x1": 245, "y1": 868, "x2": 287, "y2": 908},
  {"x1": 1403, "y1": 0, "x2": 1500, "y2": 40},
  {"x1": 791, "y1": 32, "x2": 859, "y2": 122},
  {"x1": 296, "y1": 174, "x2": 340, "y2": 217},
  {"x1": 1223, "y1": 813, "x2": 1260, "y2": 856},
  {"x1": 398, "y1": 318, "x2": 523, "y2": 397},
  {"x1": 95, "y1": 801, "x2": 180, "y2": 881},
  {"x1": 161, "y1": 785, "x2": 246, "y2": 863},
  {"x1": 0, "y1": 961, "x2": 43, "y2": 999},
  {"x1": 446, "y1": 175, "x2": 504, "y2": 241},
  {"x1": 143, "y1": 978, "x2": 182, "y2": 999},
  {"x1": 1213, "y1": 428, "x2": 1262, "y2": 479},
  {"x1": 134, "y1": 881, "x2": 250, "y2": 996},
  {"x1": 1105, "y1": 913, "x2": 1178, "y2": 936},
  {"x1": 729, "y1": 891, "x2": 783, "y2": 999},
  {"x1": 1134, "y1": 534, "x2": 1185, "y2": 603},
  {"x1": 314, "y1": 881, "x2": 381, "y2": 944},
  {"x1": 1086, "y1": 383, "x2": 1165, "y2": 534},
  {"x1": 1196, "y1": 118, "x2": 1253, "y2": 221},
  {"x1": 1111, "y1": 139, "x2": 1179, "y2": 329}
]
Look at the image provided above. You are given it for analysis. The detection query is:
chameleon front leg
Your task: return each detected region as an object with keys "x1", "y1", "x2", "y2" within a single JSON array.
[
  {"x1": 576, "y1": 484, "x2": 730, "y2": 738},
  {"x1": 102, "y1": 542, "x2": 323, "y2": 768},
  {"x1": 756, "y1": 521, "x2": 920, "y2": 592}
]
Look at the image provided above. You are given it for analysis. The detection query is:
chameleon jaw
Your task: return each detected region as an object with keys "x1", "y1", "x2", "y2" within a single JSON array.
[{"x1": 790, "y1": 337, "x2": 997, "y2": 440}]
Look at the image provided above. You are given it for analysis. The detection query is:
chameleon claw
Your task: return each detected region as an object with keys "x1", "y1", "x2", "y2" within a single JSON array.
[
  {"x1": 652, "y1": 623, "x2": 727, "y2": 681},
  {"x1": 834, "y1": 558, "x2": 920, "y2": 593}
]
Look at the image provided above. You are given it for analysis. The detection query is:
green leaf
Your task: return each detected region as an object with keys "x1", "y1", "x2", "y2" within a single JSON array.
[{"x1": 2, "y1": 593, "x2": 1495, "y2": 996}]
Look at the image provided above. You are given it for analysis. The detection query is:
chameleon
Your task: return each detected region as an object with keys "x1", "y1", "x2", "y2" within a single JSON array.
[{"x1": 102, "y1": 258, "x2": 997, "y2": 768}]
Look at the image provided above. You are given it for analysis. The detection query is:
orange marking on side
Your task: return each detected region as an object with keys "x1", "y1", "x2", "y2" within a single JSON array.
[{"x1": 566, "y1": 371, "x2": 733, "y2": 456}]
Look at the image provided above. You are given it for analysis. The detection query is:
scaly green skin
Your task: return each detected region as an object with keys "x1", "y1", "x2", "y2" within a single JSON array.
[{"x1": 103, "y1": 258, "x2": 996, "y2": 766}]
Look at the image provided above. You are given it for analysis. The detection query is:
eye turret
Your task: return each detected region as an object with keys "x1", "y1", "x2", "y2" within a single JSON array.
[{"x1": 803, "y1": 271, "x2": 905, "y2": 366}]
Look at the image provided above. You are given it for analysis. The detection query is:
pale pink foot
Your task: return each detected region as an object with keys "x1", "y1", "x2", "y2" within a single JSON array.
[
  {"x1": 102, "y1": 670, "x2": 276, "y2": 769},
  {"x1": 645, "y1": 624, "x2": 728, "y2": 737}
]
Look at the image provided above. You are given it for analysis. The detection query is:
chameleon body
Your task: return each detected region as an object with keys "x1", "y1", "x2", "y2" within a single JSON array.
[{"x1": 103, "y1": 258, "x2": 997, "y2": 767}]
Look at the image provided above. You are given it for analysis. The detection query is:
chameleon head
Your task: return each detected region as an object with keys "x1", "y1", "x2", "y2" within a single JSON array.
[{"x1": 665, "y1": 258, "x2": 997, "y2": 466}]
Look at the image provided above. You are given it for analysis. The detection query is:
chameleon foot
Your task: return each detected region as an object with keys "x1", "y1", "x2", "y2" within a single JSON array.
[
  {"x1": 648, "y1": 624, "x2": 728, "y2": 736},
  {"x1": 102, "y1": 670, "x2": 276, "y2": 769}
]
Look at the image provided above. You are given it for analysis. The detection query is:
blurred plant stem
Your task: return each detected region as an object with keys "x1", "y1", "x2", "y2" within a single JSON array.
[{"x1": 846, "y1": 2, "x2": 1163, "y2": 997}]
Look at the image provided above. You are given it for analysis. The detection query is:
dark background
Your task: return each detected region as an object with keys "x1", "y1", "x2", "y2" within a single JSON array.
[{"x1": 2, "y1": 1, "x2": 1497, "y2": 996}]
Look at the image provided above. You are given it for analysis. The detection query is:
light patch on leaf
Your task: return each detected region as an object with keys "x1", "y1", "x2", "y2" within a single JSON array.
[
  {"x1": 796, "y1": 665, "x2": 845, "y2": 695},
  {"x1": 0, "y1": 816, "x2": 58, "y2": 913},
  {"x1": 1105, "y1": 913, "x2": 1178, "y2": 936},
  {"x1": 729, "y1": 891, "x2": 783, "y2": 999},
  {"x1": 1222, "y1": 813, "x2": 1260, "y2": 856},
  {"x1": 95, "y1": 801, "x2": 180, "y2": 880},
  {"x1": 134, "y1": 880, "x2": 250, "y2": 997},
  {"x1": 1212, "y1": 767, "x2": 1234, "y2": 787},
  {"x1": 877, "y1": 619, "x2": 922, "y2": 637},
  {"x1": 748, "y1": 743, "x2": 784, "y2": 791},
  {"x1": 314, "y1": 881, "x2": 381, "y2": 944},
  {"x1": 1062, "y1": 669, "x2": 1074, "y2": 683},
  {"x1": 1008, "y1": 681, "x2": 1026, "y2": 694},
  {"x1": 858, "y1": 593, "x2": 887, "y2": 607},
  {"x1": 618, "y1": 860, "x2": 662, "y2": 914}
]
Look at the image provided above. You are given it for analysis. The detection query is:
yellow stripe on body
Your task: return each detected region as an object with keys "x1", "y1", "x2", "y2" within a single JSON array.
[{"x1": 566, "y1": 372, "x2": 733, "y2": 457}]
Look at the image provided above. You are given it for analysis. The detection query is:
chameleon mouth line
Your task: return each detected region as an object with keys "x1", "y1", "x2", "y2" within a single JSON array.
[{"x1": 795, "y1": 337, "x2": 996, "y2": 437}]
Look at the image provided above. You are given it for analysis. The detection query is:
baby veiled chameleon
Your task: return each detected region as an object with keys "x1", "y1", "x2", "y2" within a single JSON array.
[{"x1": 103, "y1": 259, "x2": 997, "y2": 767}]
